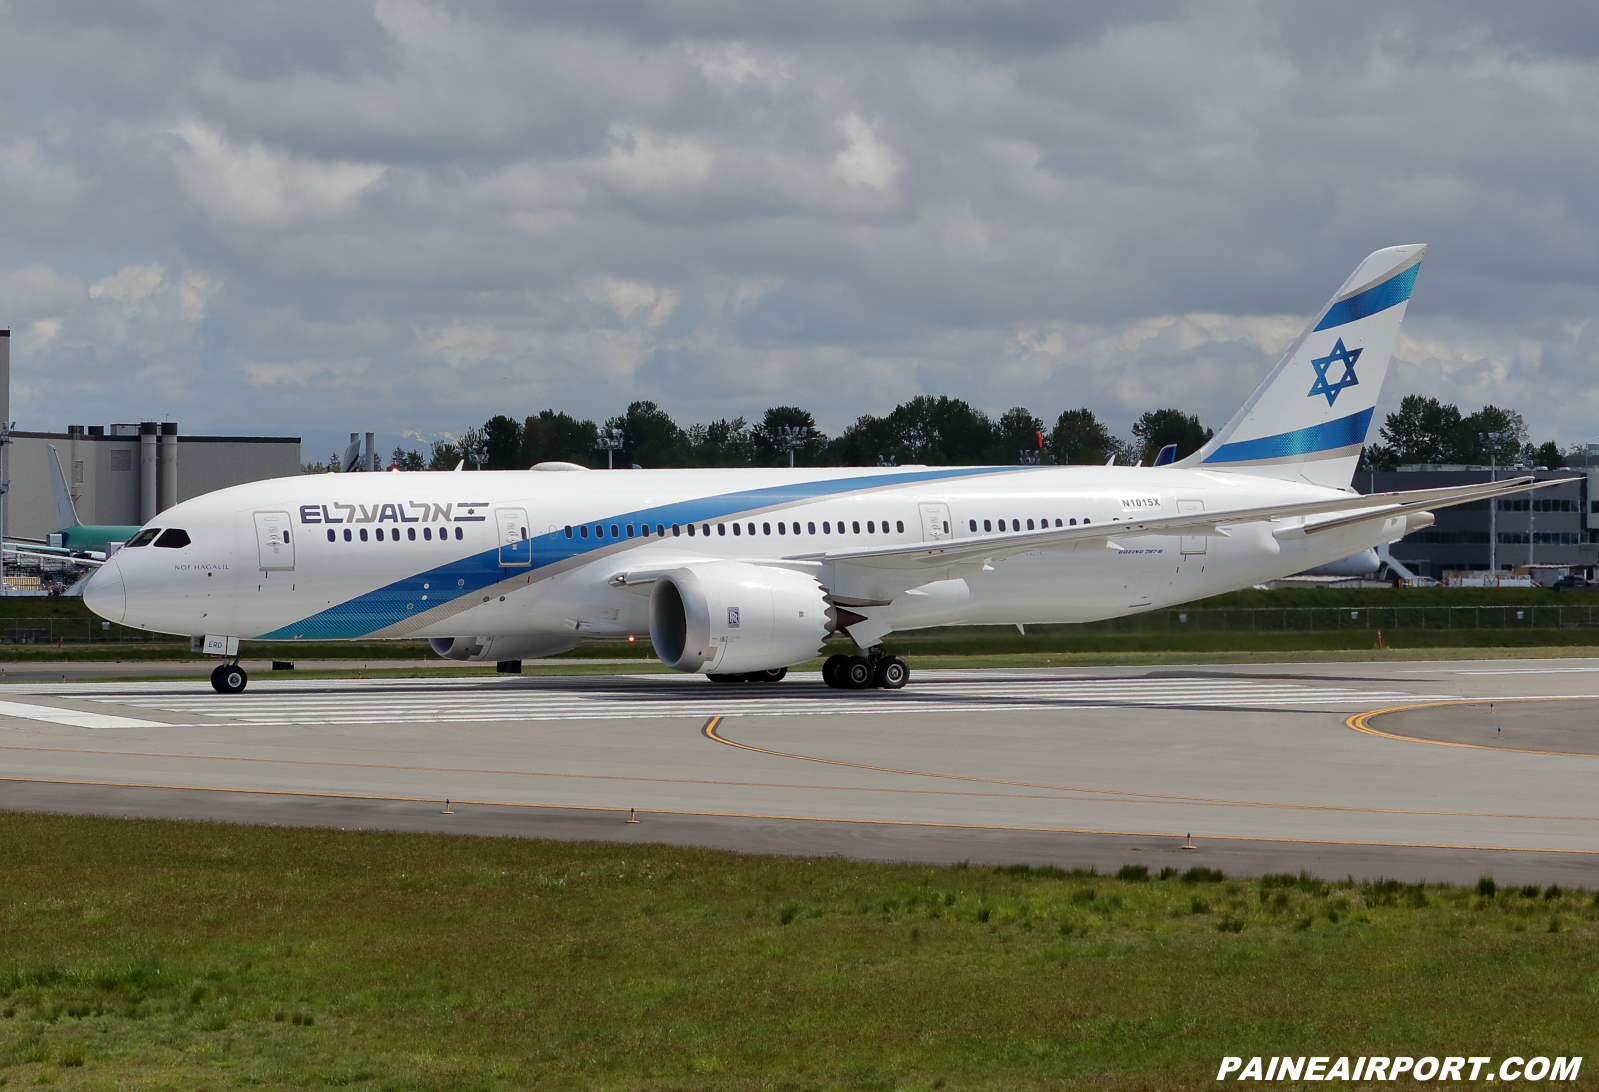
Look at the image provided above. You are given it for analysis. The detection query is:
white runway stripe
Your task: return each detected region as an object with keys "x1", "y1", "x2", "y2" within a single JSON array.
[{"x1": 3, "y1": 673, "x2": 1457, "y2": 726}]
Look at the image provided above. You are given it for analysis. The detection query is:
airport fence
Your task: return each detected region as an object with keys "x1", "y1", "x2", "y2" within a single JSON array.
[
  {"x1": 1080, "y1": 604, "x2": 1599, "y2": 634},
  {"x1": 0, "y1": 618, "x2": 173, "y2": 644}
]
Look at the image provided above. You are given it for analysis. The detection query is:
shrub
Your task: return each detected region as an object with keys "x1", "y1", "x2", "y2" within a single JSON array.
[
  {"x1": 778, "y1": 905, "x2": 798, "y2": 925},
  {"x1": 1070, "y1": 888, "x2": 1096, "y2": 905},
  {"x1": 1477, "y1": 876, "x2": 1497, "y2": 897},
  {"x1": 1544, "y1": 885, "x2": 1563, "y2": 901},
  {"x1": 1117, "y1": 864, "x2": 1150, "y2": 883},
  {"x1": 1190, "y1": 897, "x2": 1210, "y2": 915},
  {"x1": 1217, "y1": 915, "x2": 1245, "y2": 933},
  {"x1": 1182, "y1": 866, "x2": 1225, "y2": 884}
]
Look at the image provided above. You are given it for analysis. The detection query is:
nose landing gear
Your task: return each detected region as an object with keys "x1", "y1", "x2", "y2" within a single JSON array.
[
  {"x1": 822, "y1": 649, "x2": 909, "y2": 690},
  {"x1": 211, "y1": 662, "x2": 248, "y2": 694}
]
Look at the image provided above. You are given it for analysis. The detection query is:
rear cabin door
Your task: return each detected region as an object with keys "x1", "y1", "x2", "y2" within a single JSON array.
[
  {"x1": 1177, "y1": 499, "x2": 1206, "y2": 555},
  {"x1": 919, "y1": 502, "x2": 953, "y2": 542},
  {"x1": 496, "y1": 507, "x2": 532, "y2": 567},
  {"x1": 253, "y1": 511, "x2": 295, "y2": 572}
]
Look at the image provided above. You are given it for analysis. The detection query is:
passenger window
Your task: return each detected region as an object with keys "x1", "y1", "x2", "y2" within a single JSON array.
[
  {"x1": 762, "y1": 523, "x2": 771, "y2": 535},
  {"x1": 627, "y1": 525, "x2": 635, "y2": 537},
  {"x1": 896, "y1": 520, "x2": 904, "y2": 533},
  {"x1": 733, "y1": 523, "x2": 741, "y2": 536},
  {"x1": 376, "y1": 528, "x2": 384, "y2": 541},
  {"x1": 867, "y1": 521, "x2": 874, "y2": 533},
  {"x1": 717, "y1": 524, "x2": 725, "y2": 536},
  {"x1": 808, "y1": 522, "x2": 815, "y2": 534},
  {"x1": 596, "y1": 525, "x2": 605, "y2": 539},
  {"x1": 126, "y1": 528, "x2": 162, "y2": 548},
  {"x1": 455, "y1": 527, "x2": 463, "y2": 540},
  {"x1": 1083, "y1": 518, "x2": 1090, "y2": 525},
  {"x1": 777, "y1": 523, "x2": 786, "y2": 535},
  {"x1": 409, "y1": 528, "x2": 417, "y2": 540},
  {"x1": 612, "y1": 524, "x2": 620, "y2": 538},
  {"x1": 344, "y1": 529, "x2": 352, "y2": 541},
  {"x1": 687, "y1": 523, "x2": 696, "y2": 536},
  {"x1": 1055, "y1": 519, "x2": 1062, "y2": 527},
  {"x1": 969, "y1": 520, "x2": 977, "y2": 532},
  {"x1": 983, "y1": 520, "x2": 991, "y2": 532},
  {"x1": 748, "y1": 523, "x2": 755, "y2": 536},
  {"x1": 360, "y1": 528, "x2": 368, "y2": 541},
  {"x1": 823, "y1": 522, "x2": 831, "y2": 533},
  {"x1": 580, "y1": 525, "x2": 588, "y2": 539},
  {"x1": 672, "y1": 524, "x2": 681, "y2": 536},
  {"x1": 1027, "y1": 519, "x2": 1034, "y2": 530},
  {"x1": 326, "y1": 529, "x2": 336, "y2": 542},
  {"x1": 702, "y1": 524, "x2": 710, "y2": 536},
  {"x1": 1012, "y1": 519, "x2": 1020, "y2": 531},
  {"x1": 852, "y1": 521, "x2": 860, "y2": 533},
  {"x1": 426, "y1": 527, "x2": 435, "y2": 540},
  {"x1": 521, "y1": 527, "x2": 528, "y2": 540}
]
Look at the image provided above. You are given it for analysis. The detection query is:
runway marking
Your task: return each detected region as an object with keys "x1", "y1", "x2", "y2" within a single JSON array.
[
  {"x1": 0, "y1": 699, "x2": 165, "y2": 730},
  {"x1": 6, "y1": 774, "x2": 1599, "y2": 858},
  {"x1": 699, "y1": 716, "x2": 1599, "y2": 824},
  {"x1": 3, "y1": 674, "x2": 1460, "y2": 726},
  {"x1": 1348, "y1": 697, "x2": 1599, "y2": 757}
]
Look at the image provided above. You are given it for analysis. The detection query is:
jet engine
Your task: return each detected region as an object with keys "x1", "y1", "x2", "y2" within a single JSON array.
[
  {"x1": 649, "y1": 563, "x2": 830, "y2": 674},
  {"x1": 428, "y1": 635, "x2": 577, "y2": 662}
]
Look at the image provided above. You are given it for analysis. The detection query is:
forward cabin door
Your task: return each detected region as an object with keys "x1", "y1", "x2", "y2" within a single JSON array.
[
  {"x1": 919, "y1": 503, "x2": 953, "y2": 542},
  {"x1": 1177, "y1": 499, "x2": 1206, "y2": 555},
  {"x1": 253, "y1": 511, "x2": 295, "y2": 572},
  {"x1": 496, "y1": 507, "x2": 532, "y2": 567}
]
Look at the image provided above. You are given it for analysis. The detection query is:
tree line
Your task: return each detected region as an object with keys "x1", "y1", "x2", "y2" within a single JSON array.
[
  {"x1": 304, "y1": 393, "x2": 1574, "y2": 473},
  {"x1": 317, "y1": 399, "x2": 1215, "y2": 472},
  {"x1": 1364, "y1": 396, "x2": 1574, "y2": 470}
]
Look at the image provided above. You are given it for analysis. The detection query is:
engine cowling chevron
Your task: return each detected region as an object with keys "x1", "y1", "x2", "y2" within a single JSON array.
[{"x1": 648, "y1": 563, "x2": 831, "y2": 674}]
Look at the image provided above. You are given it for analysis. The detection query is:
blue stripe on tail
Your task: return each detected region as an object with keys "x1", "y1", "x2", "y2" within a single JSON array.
[
  {"x1": 1314, "y1": 263, "x2": 1421, "y2": 331},
  {"x1": 1203, "y1": 408, "x2": 1374, "y2": 464}
]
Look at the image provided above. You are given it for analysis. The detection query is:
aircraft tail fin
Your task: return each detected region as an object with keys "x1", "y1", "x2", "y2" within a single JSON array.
[
  {"x1": 47, "y1": 444, "x2": 81, "y2": 529},
  {"x1": 1176, "y1": 244, "x2": 1425, "y2": 488}
]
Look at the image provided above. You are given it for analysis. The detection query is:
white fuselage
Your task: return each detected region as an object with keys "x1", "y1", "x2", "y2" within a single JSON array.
[{"x1": 85, "y1": 464, "x2": 1400, "y2": 651}]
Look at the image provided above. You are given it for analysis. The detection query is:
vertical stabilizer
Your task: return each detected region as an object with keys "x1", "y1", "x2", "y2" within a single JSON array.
[
  {"x1": 47, "y1": 444, "x2": 82, "y2": 529},
  {"x1": 1178, "y1": 244, "x2": 1425, "y2": 488}
]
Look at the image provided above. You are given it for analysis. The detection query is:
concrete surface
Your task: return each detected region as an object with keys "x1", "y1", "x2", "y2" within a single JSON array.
[{"x1": 3, "y1": 658, "x2": 1598, "y2": 884}]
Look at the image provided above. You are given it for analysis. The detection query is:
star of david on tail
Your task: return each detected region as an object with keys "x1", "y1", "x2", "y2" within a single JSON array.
[{"x1": 1307, "y1": 338, "x2": 1362, "y2": 405}]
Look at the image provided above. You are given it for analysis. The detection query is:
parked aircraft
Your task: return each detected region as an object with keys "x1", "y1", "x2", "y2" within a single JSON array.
[{"x1": 81, "y1": 244, "x2": 1559, "y2": 692}]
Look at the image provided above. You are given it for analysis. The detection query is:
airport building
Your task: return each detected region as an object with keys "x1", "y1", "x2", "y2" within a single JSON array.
[
  {"x1": 0, "y1": 331, "x2": 302, "y2": 542},
  {"x1": 1359, "y1": 465, "x2": 1598, "y2": 581}
]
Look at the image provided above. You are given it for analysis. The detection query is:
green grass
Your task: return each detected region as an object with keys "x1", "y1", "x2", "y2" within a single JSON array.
[{"x1": 0, "y1": 814, "x2": 1595, "y2": 1089}]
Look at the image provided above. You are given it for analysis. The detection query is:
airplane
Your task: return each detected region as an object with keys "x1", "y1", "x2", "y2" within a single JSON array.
[{"x1": 80, "y1": 243, "x2": 1563, "y2": 693}]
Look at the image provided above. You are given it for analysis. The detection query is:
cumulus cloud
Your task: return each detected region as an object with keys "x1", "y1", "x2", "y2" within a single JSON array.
[{"x1": 1, "y1": 0, "x2": 1598, "y2": 459}]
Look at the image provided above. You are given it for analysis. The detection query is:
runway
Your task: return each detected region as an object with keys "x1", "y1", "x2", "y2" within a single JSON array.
[{"x1": 4, "y1": 657, "x2": 1599, "y2": 885}]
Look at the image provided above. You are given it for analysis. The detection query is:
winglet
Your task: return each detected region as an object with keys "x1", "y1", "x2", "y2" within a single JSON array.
[{"x1": 46, "y1": 444, "x2": 81, "y2": 529}]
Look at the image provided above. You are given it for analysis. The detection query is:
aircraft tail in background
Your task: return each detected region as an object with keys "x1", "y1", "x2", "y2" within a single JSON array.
[
  {"x1": 1178, "y1": 244, "x2": 1425, "y2": 488},
  {"x1": 47, "y1": 444, "x2": 81, "y2": 530}
]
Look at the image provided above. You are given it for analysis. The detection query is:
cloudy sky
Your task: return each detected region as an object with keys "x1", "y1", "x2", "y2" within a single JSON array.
[{"x1": 4, "y1": 0, "x2": 1599, "y2": 463}]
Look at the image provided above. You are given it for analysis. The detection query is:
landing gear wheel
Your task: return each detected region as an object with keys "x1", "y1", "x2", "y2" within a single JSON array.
[
  {"x1": 842, "y1": 656, "x2": 875, "y2": 690},
  {"x1": 751, "y1": 667, "x2": 788, "y2": 684},
  {"x1": 822, "y1": 654, "x2": 850, "y2": 689},
  {"x1": 707, "y1": 673, "x2": 745, "y2": 684},
  {"x1": 874, "y1": 656, "x2": 909, "y2": 690},
  {"x1": 211, "y1": 663, "x2": 248, "y2": 694}
]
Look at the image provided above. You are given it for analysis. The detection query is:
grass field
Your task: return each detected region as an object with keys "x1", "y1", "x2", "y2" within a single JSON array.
[{"x1": 1, "y1": 813, "x2": 1595, "y2": 1090}]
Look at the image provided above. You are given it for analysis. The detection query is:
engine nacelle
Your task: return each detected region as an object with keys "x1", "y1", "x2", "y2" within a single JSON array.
[
  {"x1": 428, "y1": 634, "x2": 578, "y2": 662},
  {"x1": 649, "y1": 563, "x2": 830, "y2": 674}
]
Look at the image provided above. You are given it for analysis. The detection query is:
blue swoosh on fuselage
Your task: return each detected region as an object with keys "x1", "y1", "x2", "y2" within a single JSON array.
[{"x1": 257, "y1": 466, "x2": 1028, "y2": 640}]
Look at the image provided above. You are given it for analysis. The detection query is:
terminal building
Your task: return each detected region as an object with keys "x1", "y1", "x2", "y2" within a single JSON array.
[
  {"x1": 1359, "y1": 464, "x2": 1598, "y2": 582},
  {"x1": 0, "y1": 331, "x2": 302, "y2": 543}
]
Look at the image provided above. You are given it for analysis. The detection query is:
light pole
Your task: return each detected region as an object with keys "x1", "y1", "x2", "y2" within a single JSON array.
[
  {"x1": 1482, "y1": 431, "x2": 1501, "y2": 576},
  {"x1": 595, "y1": 428, "x2": 624, "y2": 469},
  {"x1": 772, "y1": 425, "x2": 808, "y2": 468}
]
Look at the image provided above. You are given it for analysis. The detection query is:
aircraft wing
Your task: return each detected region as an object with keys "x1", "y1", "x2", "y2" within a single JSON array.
[
  {"x1": 790, "y1": 475, "x2": 1566, "y2": 572},
  {"x1": 3, "y1": 543, "x2": 104, "y2": 566}
]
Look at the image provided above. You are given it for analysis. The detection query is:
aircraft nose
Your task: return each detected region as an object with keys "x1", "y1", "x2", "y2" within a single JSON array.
[{"x1": 82, "y1": 557, "x2": 126, "y2": 624}]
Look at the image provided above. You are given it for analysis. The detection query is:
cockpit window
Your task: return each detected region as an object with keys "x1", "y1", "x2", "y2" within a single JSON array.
[
  {"x1": 125, "y1": 529, "x2": 161, "y2": 548},
  {"x1": 154, "y1": 528, "x2": 191, "y2": 549}
]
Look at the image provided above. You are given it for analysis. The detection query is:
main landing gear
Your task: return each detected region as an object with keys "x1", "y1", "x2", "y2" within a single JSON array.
[
  {"x1": 210, "y1": 662, "x2": 248, "y2": 694},
  {"x1": 822, "y1": 649, "x2": 908, "y2": 690},
  {"x1": 708, "y1": 667, "x2": 789, "y2": 685}
]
